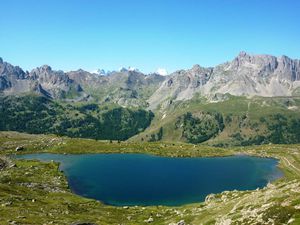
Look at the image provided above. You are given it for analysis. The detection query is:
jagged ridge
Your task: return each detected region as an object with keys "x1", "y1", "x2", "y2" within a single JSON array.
[{"x1": 1, "y1": 52, "x2": 300, "y2": 110}]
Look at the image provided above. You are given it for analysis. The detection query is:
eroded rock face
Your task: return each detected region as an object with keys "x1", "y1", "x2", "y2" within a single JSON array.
[
  {"x1": 29, "y1": 65, "x2": 82, "y2": 99},
  {"x1": 0, "y1": 60, "x2": 28, "y2": 92},
  {"x1": 1, "y1": 52, "x2": 300, "y2": 108},
  {"x1": 148, "y1": 65, "x2": 213, "y2": 110},
  {"x1": 149, "y1": 52, "x2": 300, "y2": 110},
  {"x1": 0, "y1": 59, "x2": 84, "y2": 99},
  {"x1": 0, "y1": 58, "x2": 166, "y2": 106}
]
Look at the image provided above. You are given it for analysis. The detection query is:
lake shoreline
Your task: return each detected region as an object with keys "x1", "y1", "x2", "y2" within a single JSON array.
[
  {"x1": 15, "y1": 153, "x2": 283, "y2": 207},
  {"x1": 1, "y1": 132, "x2": 300, "y2": 224}
]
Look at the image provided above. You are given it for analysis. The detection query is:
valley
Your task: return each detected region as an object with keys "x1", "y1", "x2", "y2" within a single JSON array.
[
  {"x1": 2, "y1": 1, "x2": 300, "y2": 224},
  {"x1": 1, "y1": 53, "x2": 300, "y2": 224},
  {"x1": 1, "y1": 52, "x2": 300, "y2": 146},
  {"x1": 1, "y1": 132, "x2": 300, "y2": 224}
]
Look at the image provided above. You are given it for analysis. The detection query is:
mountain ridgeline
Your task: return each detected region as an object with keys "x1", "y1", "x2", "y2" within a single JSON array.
[
  {"x1": 1, "y1": 52, "x2": 300, "y2": 145},
  {"x1": 1, "y1": 52, "x2": 300, "y2": 109}
]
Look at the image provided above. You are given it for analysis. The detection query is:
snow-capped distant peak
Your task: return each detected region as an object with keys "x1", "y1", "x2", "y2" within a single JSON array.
[
  {"x1": 157, "y1": 68, "x2": 168, "y2": 76},
  {"x1": 91, "y1": 69, "x2": 107, "y2": 76},
  {"x1": 128, "y1": 66, "x2": 139, "y2": 72}
]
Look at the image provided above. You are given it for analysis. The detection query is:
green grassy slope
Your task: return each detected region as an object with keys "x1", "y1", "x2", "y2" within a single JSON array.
[
  {"x1": 131, "y1": 95, "x2": 300, "y2": 146},
  {"x1": 1, "y1": 132, "x2": 300, "y2": 224},
  {"x1": 0, "y1": 95, "x2": 154, "y2": 141}
]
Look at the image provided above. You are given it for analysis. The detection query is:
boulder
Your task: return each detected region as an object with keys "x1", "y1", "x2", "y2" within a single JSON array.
[
  {"x1": 144, "y1": 217, "x2": 154, "y2": 223},
  {"x1": 15, "y1": 146, "x2": 24, "y2": 151}
]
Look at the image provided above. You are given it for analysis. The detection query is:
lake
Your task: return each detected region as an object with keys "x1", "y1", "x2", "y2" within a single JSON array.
[{"x1": 16, "y1": 153, "x2": 282, "y2": 206}]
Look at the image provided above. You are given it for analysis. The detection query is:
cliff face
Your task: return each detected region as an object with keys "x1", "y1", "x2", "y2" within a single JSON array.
[
  {"x1": 1, "y1": 52, "x2": 300, "y2": 108},
  {"x1": 148, "y1": 52, "x2": 300, "y2": 109},
  {"x1": 0, "y1": 59, "x2": 84, "y2": 99}
]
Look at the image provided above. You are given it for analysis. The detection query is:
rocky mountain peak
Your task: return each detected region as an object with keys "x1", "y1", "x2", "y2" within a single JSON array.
[
  {"x1": 280, "y1": 55, "x2": 294, "y2": 67},
  {"x1": 191, "y1": 64, "x2": 202, "y2": 72},
  {"x1": 40, "y1": 65, "x2": 52, "y2": 72},
  {"x1": 1, "y1": 53, "x2": 300, "y2": 109},
  {"x1": 238, "y1": 51, "x2": 248, "y2": 58},
  {"x1": 234, "y1": 51, "x2": 251, "y2": 64},
  {"x1": 232, "y1": 52, "x2": 280, "y2": 72}
]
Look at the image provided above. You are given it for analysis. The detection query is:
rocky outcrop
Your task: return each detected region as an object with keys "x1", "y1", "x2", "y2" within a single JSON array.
[
  {"x1": 148, "y1": 64, "x2": 213, "y2": 110},
  {"x1": 0, "y1": 58, "x2": 29, "y2": 92},
  {"x1": 29, "y1": 65, "x2": 84, "y2": 99},
  {"x1": 0, "y1": 59, "x2": 84, "y2": 99},
  {"x1": 68, "y1": 68, "x2": 166, "y2": 107},
  {"x1": 149, "y1": 52, "x2": 300, "y2": 110},
  {"x1": 0, "y1": 57, "x2": 164, "y2": 106},
  {"x1": 1, "y1": 52, "x2": 300, "y2": 108}
]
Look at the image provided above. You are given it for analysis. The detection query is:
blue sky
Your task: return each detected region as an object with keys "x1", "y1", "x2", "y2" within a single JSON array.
[{"x1": 0, "y1": 0, "x2": 299, "y2": 74}]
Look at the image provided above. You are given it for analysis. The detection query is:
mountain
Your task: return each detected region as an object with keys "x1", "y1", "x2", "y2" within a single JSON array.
[
  {"x1": 1, "y1": 53, "x2": 300, "y2": 145},
  {"x1": 91, "y1": 69, "x2": 109, "y2": 76},
  {"x1": 132, "y1": 95, "x2": 300, "y2": 146},
  {"x1": 1, "y1": 52, "x2": 300, "y2": 110},
  {"x1": 0, "y1": 58, "x2": 166, "y2": 107},
  {"x1": 149, "y1": 52, "x2": 300, "y2": 110},
  {"x1": 67, "y1": 69, "x2": 166, "y2": 107},
  {"x1": 0, "y1": 95, "x2": 154, "y2": 140},
  {"x1": 0, "y1": 58, "x2": 85, "y2": 99}
]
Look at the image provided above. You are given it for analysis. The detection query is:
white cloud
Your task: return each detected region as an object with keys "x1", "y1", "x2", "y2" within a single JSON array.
[{"x1": 157, "y1": 68, "x2": 168, "y2": 76}]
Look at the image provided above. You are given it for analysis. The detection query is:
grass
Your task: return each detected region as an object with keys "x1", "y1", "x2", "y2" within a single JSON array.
[
  {"x1": 1, "y1": 131, "x2": 300, "y2": 224},
  {"x1": 131, "y1": 95, "x2": 300, "y2": 146}
]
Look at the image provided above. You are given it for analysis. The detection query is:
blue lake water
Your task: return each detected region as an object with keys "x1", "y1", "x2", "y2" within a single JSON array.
[{"x1": 16, "y1": 153, "x2": 282, "y2": 206}]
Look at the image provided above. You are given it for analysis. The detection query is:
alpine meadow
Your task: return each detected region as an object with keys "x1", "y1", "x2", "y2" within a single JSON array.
[{"x1": 1, "y1": 1, "x2": 300, "y2": 224}]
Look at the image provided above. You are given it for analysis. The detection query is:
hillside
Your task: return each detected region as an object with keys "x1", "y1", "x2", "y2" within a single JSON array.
[
  {"x1": 0, "y1": 95, "x2": 153, "y2": 141},
  {"x1": 1, "y1": 53, "x2": 300, "y2": 145},
  {"x1": 131, "y1": 95, "x2": 300, "y2": 146}
]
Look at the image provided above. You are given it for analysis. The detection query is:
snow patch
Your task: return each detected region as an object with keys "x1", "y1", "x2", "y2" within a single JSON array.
[{"x1": 157, "y1": 68, "x2": 168, "y2": 76}]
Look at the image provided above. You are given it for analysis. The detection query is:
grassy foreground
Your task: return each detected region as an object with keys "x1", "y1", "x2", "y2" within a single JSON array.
[{"x1": 1, "y1": 131, "x2": 300, "y2": 224}]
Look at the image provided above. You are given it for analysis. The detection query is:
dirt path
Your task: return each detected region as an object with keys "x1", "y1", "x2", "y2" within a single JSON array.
[{"x1": 282, "y1": 156, "x2": 300, "y2": 174}]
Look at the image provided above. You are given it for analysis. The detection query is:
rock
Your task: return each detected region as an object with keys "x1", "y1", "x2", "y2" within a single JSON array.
[
  {"x1": 168, "y1": 220, "x2": 185, "y2": 225},
  {"x1": 70, "y1": 223, "x2": 97, "y2": 225},
  {"x1": 1, "y1": 52, "x2": 300, "y2": 108},
  {"x1": 1, "y1": 201, "x2": 12, "y2": 207},
  {"x1": 149, "y1": 52, "x2": 300, "y2": 109},
  {"x1": 144, "y1": 217, "x2": 154, "y2": 223},
  {"x1": 205, "y1": 193, "x2": 216, "y2": 203},
  {"x1": 15, "y1": 146, "x2": 24, "y2": 151},
  {"x1": 177, "y1": 220, "x2": 185, "y2": 225}
]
